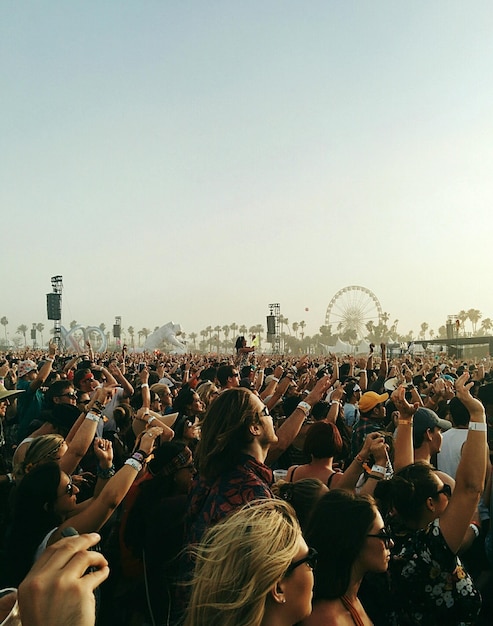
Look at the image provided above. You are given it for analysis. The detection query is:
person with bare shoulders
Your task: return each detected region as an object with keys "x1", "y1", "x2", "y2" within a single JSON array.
[
  {"x1": 374, "y1": 373, "x2": 486, "y2": 625},
  {"x1": 303, "y1": 490, "x2": 392, "y2": 626}
]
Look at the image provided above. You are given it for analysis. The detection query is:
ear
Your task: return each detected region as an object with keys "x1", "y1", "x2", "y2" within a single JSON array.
[
  {"x1": 425, "y1": 428, "x2": 433, "y2": 442},
  {"x1": 269, "y1": 581, "x2": 287, "y2": 605},
  {"x1": 425, "y1": 496, "x2": 435, "y2": 513},
  {"x1": 249, "y1": 422, "x2": 261, "y2": 437}
]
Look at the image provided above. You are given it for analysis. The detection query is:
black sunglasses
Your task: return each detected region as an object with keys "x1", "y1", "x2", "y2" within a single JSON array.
[
  {"x1": 285, "y1": 547, "x2": 318, "y2": 575},
  {"x1": 366, "y1": 528, "x2": 393, "y2": 548},
  {"x1": 65, "y1": 476, "x2": 74, "y2": 496},
  {"x1": 58, "y1": 392, "x2": 77, "y2": 399},
  {"x1": 435, "y1": 483, "x2": 452, "y2": 499}
]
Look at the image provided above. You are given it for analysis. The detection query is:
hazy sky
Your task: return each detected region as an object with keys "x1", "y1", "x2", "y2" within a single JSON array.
[{"x1": 3, "y1": 1, "x2": 493, "y2": 344}]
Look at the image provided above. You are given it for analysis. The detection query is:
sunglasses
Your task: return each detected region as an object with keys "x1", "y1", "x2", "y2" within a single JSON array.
[
  {"x1": 435, "y1": 483, "x2": 452, "y2": 499},
  {"x1": 285, "y1": 547, "x2": 318, "y2": 575},
  {"x1": 65, "y1": 476, "x2": 74, "y2": 496},
  {"x1": 366, "y1": 528, "x2": 393, "y2": 548},
  {"x1": 58, "y1": 392, "x2": 77, "y2": 399}
]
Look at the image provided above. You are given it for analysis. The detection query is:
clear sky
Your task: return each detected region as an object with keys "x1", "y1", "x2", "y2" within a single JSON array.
[{"x1": 3, "y1": 1, "x2": 493, "y2": 343}]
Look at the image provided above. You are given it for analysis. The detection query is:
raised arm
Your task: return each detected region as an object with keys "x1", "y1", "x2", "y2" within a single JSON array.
[
  {"x1": 392, "y1": 386, "x2": 419, "y2": 471},
  {"x1": 29, "y1": 343, "x2": 57, "y2": 392},
  {"x1": 333, "y1": 432, "x2": 387, "y2": 493},
  {"x1": 53, "y1": 426, "x2": 163, "y2": 542},
  {"x1": 439, "y1": 373, "x2": 487, "y2": 553},
  {"x1": 266, "y1": 375, "x2": 331, "y2": 465},
  {"x1": 107, "y1": 361, "x2": 134, "y2": 397}
]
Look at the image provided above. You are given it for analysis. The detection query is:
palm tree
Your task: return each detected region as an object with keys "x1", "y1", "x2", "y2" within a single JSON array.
[
  {"x1": 212, "y1": 333, "x2": 220, "y2": 353},
  {"x1": 480, "y1": 318, "x2": 493, "y2": 335},
  {"x1": 1, "y1": 317, "x2": 8, "y2": 344},
  {"x1": 17, "y1": 324, "x2": 28, "y2": 346},
  {"x1": 420, "y1": 322, "x2": 429, "y2": 340},
  {"x1": 292, "y1": 322, "x2": 299, "y2": 338},
  {"x1": 140, "y1": 328, "x2": 151, "y2": 344},
  {"x1": 203, "y1": 326, "x2": 211, "y2": 352},
  {"x1": 467, "y1": 309, "x2": 482, "y2": 335},
  {"x1": 189, "y1": 332, "x2": 198, "y2": 350},
  {"x1": 125, "y1": 326, "x2": 133, "y2": 349},
  {"x1": 200, "y1": 329, "x2": 208, "y2": 352},
  {"x1": 299, "y1": 320, "x2": 306, "y2": 341},
  {"x1": 222, "y1": 325, "x2": 230, "y2": 349},
  {"x1": 457, "y1": 310, "x2": 468, "y2": 336},
  {"x1": 239, "y1": 324, "x2": 248, "y2": 337},
  {"x1": 214, "y1": 325, "x2": 221, "y2": 350},
  {"x1": 199, "y1": 339, "x2": 208, "y2": 353},
  {"x1": 279, "y1": 316, "x2": 290, "y2": 335},
  {"x1": 36, "y1": 323, "x2": 45, "y2": 346},
  {"x1": 230, "y1": 322, "x2": 238, "y2": 339}
]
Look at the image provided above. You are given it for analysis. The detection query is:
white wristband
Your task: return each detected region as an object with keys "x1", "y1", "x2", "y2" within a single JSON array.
[
  {"x1": 297, "y1": 401, "x2": 312, "y2": 417},
  {"x1": 468, "y1": 422, "x2": 487, "y2": 432},
  {"x1": 371, "y1": 464, "x2": 386, "y2": 475},
  {"x1": 125, "y1": 458, "x2": 143, "y2": 472},
  {"x1": 148, "y1": 415, "x2": 156, "y2": 425},
  {"x1": 85, "y1": 412, "x2": 101, "y2": 423}
]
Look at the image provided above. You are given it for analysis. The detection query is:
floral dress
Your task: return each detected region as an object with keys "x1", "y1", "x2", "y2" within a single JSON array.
[{"x1": 389, "y1": 518, "x2": 481, "y2": 625}]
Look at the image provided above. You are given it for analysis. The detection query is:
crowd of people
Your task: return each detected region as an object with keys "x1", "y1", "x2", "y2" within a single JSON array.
[{"x1": 1, "y1": 337, "x2": 493, "y2": 625}]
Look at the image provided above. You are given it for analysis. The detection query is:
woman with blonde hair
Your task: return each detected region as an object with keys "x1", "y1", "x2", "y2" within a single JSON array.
[
  {"x1": 196, "y1": 380, "x2": 219, "y2": 410},
  {"x1": 12, "y1": 433, "x2": 71, "y2": 483},
  {"x1": 184, "y1": 498, "x2": 316, "y2": 626}
]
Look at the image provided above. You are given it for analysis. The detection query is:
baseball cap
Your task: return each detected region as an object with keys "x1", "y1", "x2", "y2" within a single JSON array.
[
  {"x1": 359, "y1": 391, "x2": 389, "y2": 414},
  {"x1": 412, "y1": 407, "x2": 452, "y2": 448}
]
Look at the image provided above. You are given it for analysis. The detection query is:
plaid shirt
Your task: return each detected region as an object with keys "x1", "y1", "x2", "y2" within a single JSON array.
[{"x1": 351, "y1": 415, "x2": 387, "y2": 459}]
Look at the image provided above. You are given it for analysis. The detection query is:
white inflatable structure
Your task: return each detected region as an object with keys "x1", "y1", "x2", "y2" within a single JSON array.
[
  {"x1": 143, "y1": 322, "x2": 187, "y2": 354},
  {"x1": 60, "y1": 325, "x2": 108, "y2": 353}
]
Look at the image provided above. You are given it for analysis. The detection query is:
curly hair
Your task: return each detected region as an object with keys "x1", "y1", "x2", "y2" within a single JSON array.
[{"x1": 184, "y1": 498, "x2": 301, "y2": 626}]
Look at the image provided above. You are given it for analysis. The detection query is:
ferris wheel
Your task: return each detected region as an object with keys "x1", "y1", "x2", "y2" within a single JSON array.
[{"x1": 325, "y1": 286, "x2": 383, "y2": 345}]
